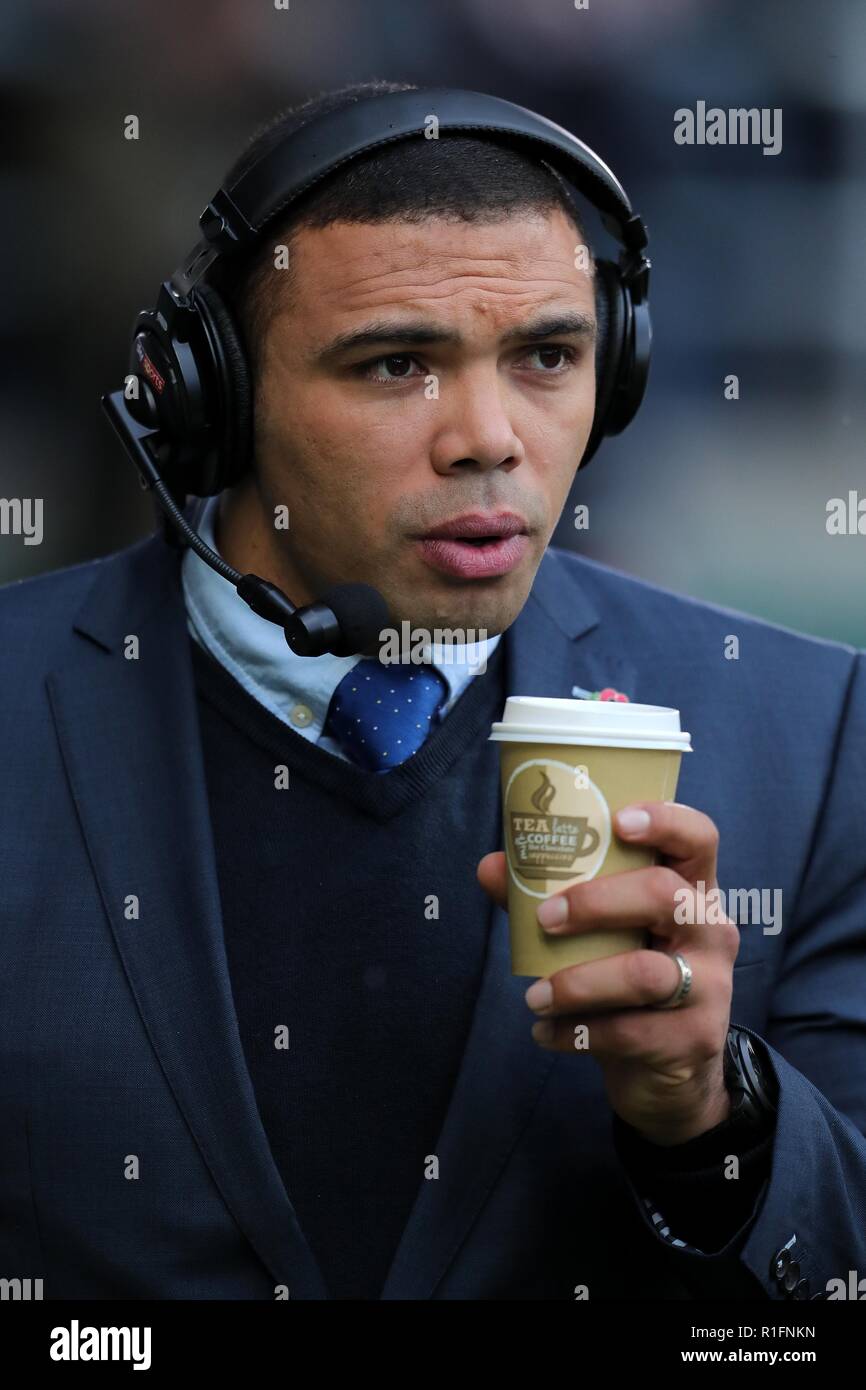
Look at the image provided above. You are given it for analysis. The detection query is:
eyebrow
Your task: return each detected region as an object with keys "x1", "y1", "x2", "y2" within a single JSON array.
[{"x1": 313, "y1": 310, "x2": 597, "y2": 363}]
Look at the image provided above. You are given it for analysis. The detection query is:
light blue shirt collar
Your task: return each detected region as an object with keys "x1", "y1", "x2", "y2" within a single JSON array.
[{"x1": 181, "y1": 497, "x2": 501, "y2": 753}]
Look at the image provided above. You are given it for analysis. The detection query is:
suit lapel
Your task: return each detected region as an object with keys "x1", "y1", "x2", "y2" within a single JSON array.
[
  {"x1": 46, "y1": 535, "x2": 329, "y2": 1299},
  {"x1": 380, "y1": 547, "x2": 639, "y2": 1299}
]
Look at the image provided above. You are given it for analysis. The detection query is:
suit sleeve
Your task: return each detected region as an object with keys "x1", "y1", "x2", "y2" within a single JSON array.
[
  {"x1": 612, "y1": 649, "x2": 866, "y2": 1300},
  {"x1": 611, "y1": 1093, "x2": 774, "y2": 1255}
]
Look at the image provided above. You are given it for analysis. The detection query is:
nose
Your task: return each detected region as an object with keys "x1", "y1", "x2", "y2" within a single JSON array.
[{"x1": 428, "y1": 365, "x2": 525, "y2": 475}]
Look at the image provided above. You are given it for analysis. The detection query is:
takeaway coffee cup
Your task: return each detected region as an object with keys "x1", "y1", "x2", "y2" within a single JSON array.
[{"x1": 489, "y1": 697, "x2": 692, "y2": 976}]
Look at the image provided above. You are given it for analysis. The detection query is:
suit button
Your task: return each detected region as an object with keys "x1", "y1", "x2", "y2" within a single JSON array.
[
  {"x1": 772, "y1": 1248, "x2": 792, "y2": 1279},
  {"x1": 782, "y1": 1260, "x2": 801, "y2": 1292}
]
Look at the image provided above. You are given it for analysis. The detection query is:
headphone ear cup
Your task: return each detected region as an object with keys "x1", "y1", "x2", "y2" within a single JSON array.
[
  {"x1": 583, "y1": 258, "x2": 625, "y2": 468},
  {"x1": 192, "y1": 282, "x2": 253, "y2": 494}
]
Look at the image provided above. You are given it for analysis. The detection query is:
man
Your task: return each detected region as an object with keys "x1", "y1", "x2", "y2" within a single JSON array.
[{"x1": 1, "y1": 80, "x2": 865, "y2": 1302}]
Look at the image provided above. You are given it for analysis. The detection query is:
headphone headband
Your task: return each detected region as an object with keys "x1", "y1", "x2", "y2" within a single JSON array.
[{"x1": 171, "y1": 89, "x2": 649, "y2": 304}]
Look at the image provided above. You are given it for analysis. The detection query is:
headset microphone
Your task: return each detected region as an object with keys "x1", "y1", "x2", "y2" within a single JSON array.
[{"x1": 101, "y1": 389, "x2": 391, "y2": 657}]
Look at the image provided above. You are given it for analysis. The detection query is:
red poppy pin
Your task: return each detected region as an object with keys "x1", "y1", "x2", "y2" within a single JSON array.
[{"x1": 571, "y1": 684, "x2": 630, "y2": 702}]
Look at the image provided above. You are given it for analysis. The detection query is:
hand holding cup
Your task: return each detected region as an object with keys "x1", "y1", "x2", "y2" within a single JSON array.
[{"x1": 477, "y1": 798, "x2": 739, "y2": 1146}]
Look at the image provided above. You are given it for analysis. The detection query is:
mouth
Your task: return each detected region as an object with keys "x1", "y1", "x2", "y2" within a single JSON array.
[{"x1": 413, "y1": 512, "x2": 530, "y2": 579}]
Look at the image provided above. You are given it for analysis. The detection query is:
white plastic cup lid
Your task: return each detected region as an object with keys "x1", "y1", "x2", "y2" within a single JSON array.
[{"x1": 489, "y1": 695, "x2": 691, "y2": 752}]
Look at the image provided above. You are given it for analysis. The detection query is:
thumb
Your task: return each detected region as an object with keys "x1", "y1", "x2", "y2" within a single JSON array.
[{"x1": 477, "y1": 850, "x2": 508, "y2": 909}]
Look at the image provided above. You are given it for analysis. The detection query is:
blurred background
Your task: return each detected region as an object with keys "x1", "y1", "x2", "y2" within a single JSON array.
[{"x1": 1, "y1": 0, "x2": 864, "y2": 645}]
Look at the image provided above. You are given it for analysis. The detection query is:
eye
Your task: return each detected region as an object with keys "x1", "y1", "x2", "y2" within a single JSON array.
[
  {"x1": 354, "y1": 343, "x2": 581, "y2": 385},
  {"x1": 356, "y1": 354, "x2": 425, "y2": 384},
  {"x1": 519, "y1": 344, "x2": 579, "y2": 373}
]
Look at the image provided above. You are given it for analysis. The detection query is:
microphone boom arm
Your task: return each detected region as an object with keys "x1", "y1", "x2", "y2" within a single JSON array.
[{"x1": 100, "y1": 389, "x2": 355, "y2": 655}]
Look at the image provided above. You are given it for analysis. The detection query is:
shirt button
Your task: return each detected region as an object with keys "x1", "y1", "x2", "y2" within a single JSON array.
[{"x1": 290, "y1": 703, "x2": 313, "y2": 728}]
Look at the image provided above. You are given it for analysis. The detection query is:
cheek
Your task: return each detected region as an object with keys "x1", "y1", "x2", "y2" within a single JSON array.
[
  {"x1": 272, "y1": 380, "x2": 417, "y2": 476},
  {"x1": 554, "y1": 361, "x2": 596, "y2": 427},
  {"x1": 551, "y1": 377, "x2": 596, "y2": 462},
  {"x1": 524, "y1": 401, "x2": 592, "y2": 469},
  {"x1": 258, "y1": 398, "x2": 402, "y2": 548},
  {"x1": 514, "y1": 359, "x2": 596, "y2": 433}
]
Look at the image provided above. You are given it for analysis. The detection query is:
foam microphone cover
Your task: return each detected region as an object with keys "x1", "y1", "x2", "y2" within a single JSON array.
[{"x1": 321, "y1": 582, "x2": 391, "y2": 657}]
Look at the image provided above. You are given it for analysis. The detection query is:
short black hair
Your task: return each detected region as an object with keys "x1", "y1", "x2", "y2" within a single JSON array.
[{"x1": 218, "y1": 80, "x2": 595, "y2": 376}]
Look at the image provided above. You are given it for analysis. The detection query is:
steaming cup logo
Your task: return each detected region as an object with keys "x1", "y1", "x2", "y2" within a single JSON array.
[{"x1": 505, "y1": 758, "x2": 611, "y2": 897}]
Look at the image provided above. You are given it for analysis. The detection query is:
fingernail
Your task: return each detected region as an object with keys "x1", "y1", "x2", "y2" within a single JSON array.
[
  {"x1": 617, "y1": 807, "x2": 651, "y2": 836},
  {"x1": 537, "y1": 895, "x2": 569, "y2": 929},
  {"x1": 532, "y1": 1020, "x2": 555, "y2": 1044},
  {"x1": 525, "y1": 979, "x2": 553, "y2": 1012}
]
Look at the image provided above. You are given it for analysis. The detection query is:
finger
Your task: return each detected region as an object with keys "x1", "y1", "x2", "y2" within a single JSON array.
[
  {"x1": 477, "y1": 850, "x2": 508, "y2": 909},
  {"x1": 614, "y1": 801, "x2": 720, "y2": 887},
  {"x1": 524, "y1": 947, "x2": 697, "y2": 1018},
  {"x1": 528, "y1": 1006, "x2": 717, "y2": 1059},
  {"x1": 538, "y1": 864, "x2": 679, "y2": 936},
  {"x1": 537, "y1": 865, "x2": 738, "y2": 956}
]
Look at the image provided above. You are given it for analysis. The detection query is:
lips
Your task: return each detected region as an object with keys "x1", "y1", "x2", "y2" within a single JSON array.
[
  {"x1": 414, "y1": 514, "x2": 530, "y2": 579},
  {"x1": 419, "y1": 513, "x2": 527, "y2": 542}
]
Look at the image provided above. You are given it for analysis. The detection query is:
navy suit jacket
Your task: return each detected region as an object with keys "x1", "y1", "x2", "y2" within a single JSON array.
[{"x1": 2, "y1": 530, "x2": 866, "y2": 1300}]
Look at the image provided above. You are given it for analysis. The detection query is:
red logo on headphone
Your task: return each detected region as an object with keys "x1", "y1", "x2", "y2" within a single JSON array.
[{"x1": 141, "y1": 352, "x2": 166, "y2": 395}]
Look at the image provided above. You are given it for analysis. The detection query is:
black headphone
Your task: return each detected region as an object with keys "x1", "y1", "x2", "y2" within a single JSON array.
[{"x1": 102, "y1": 88, "x2": 652, "y2": 657}]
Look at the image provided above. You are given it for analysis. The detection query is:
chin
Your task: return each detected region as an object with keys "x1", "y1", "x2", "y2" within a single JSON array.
[
  {"x1": 386, "y1": 553, "x2": 534, "y2": 630},
  {"x1": 410, "y1": 596, "x2": 524, "y2": 640}
]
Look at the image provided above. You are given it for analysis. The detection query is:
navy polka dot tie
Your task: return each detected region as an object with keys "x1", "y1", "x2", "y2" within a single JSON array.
[{"x1": 323, "y1": 658, "x2": 449, "y2": 771}]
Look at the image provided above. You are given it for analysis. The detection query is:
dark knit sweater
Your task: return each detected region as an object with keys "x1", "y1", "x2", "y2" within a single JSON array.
[
  {"x1": 189, "y1": 635, "x2": 772, "y2": 1297},
  {"x1": 190, "y1": 636, "x2": 507, "y2": 1298}
]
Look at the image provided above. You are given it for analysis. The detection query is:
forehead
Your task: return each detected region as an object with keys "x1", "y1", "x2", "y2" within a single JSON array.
[{"x1": 285, "y1": 209, "x2": 594, "y2": 323}]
